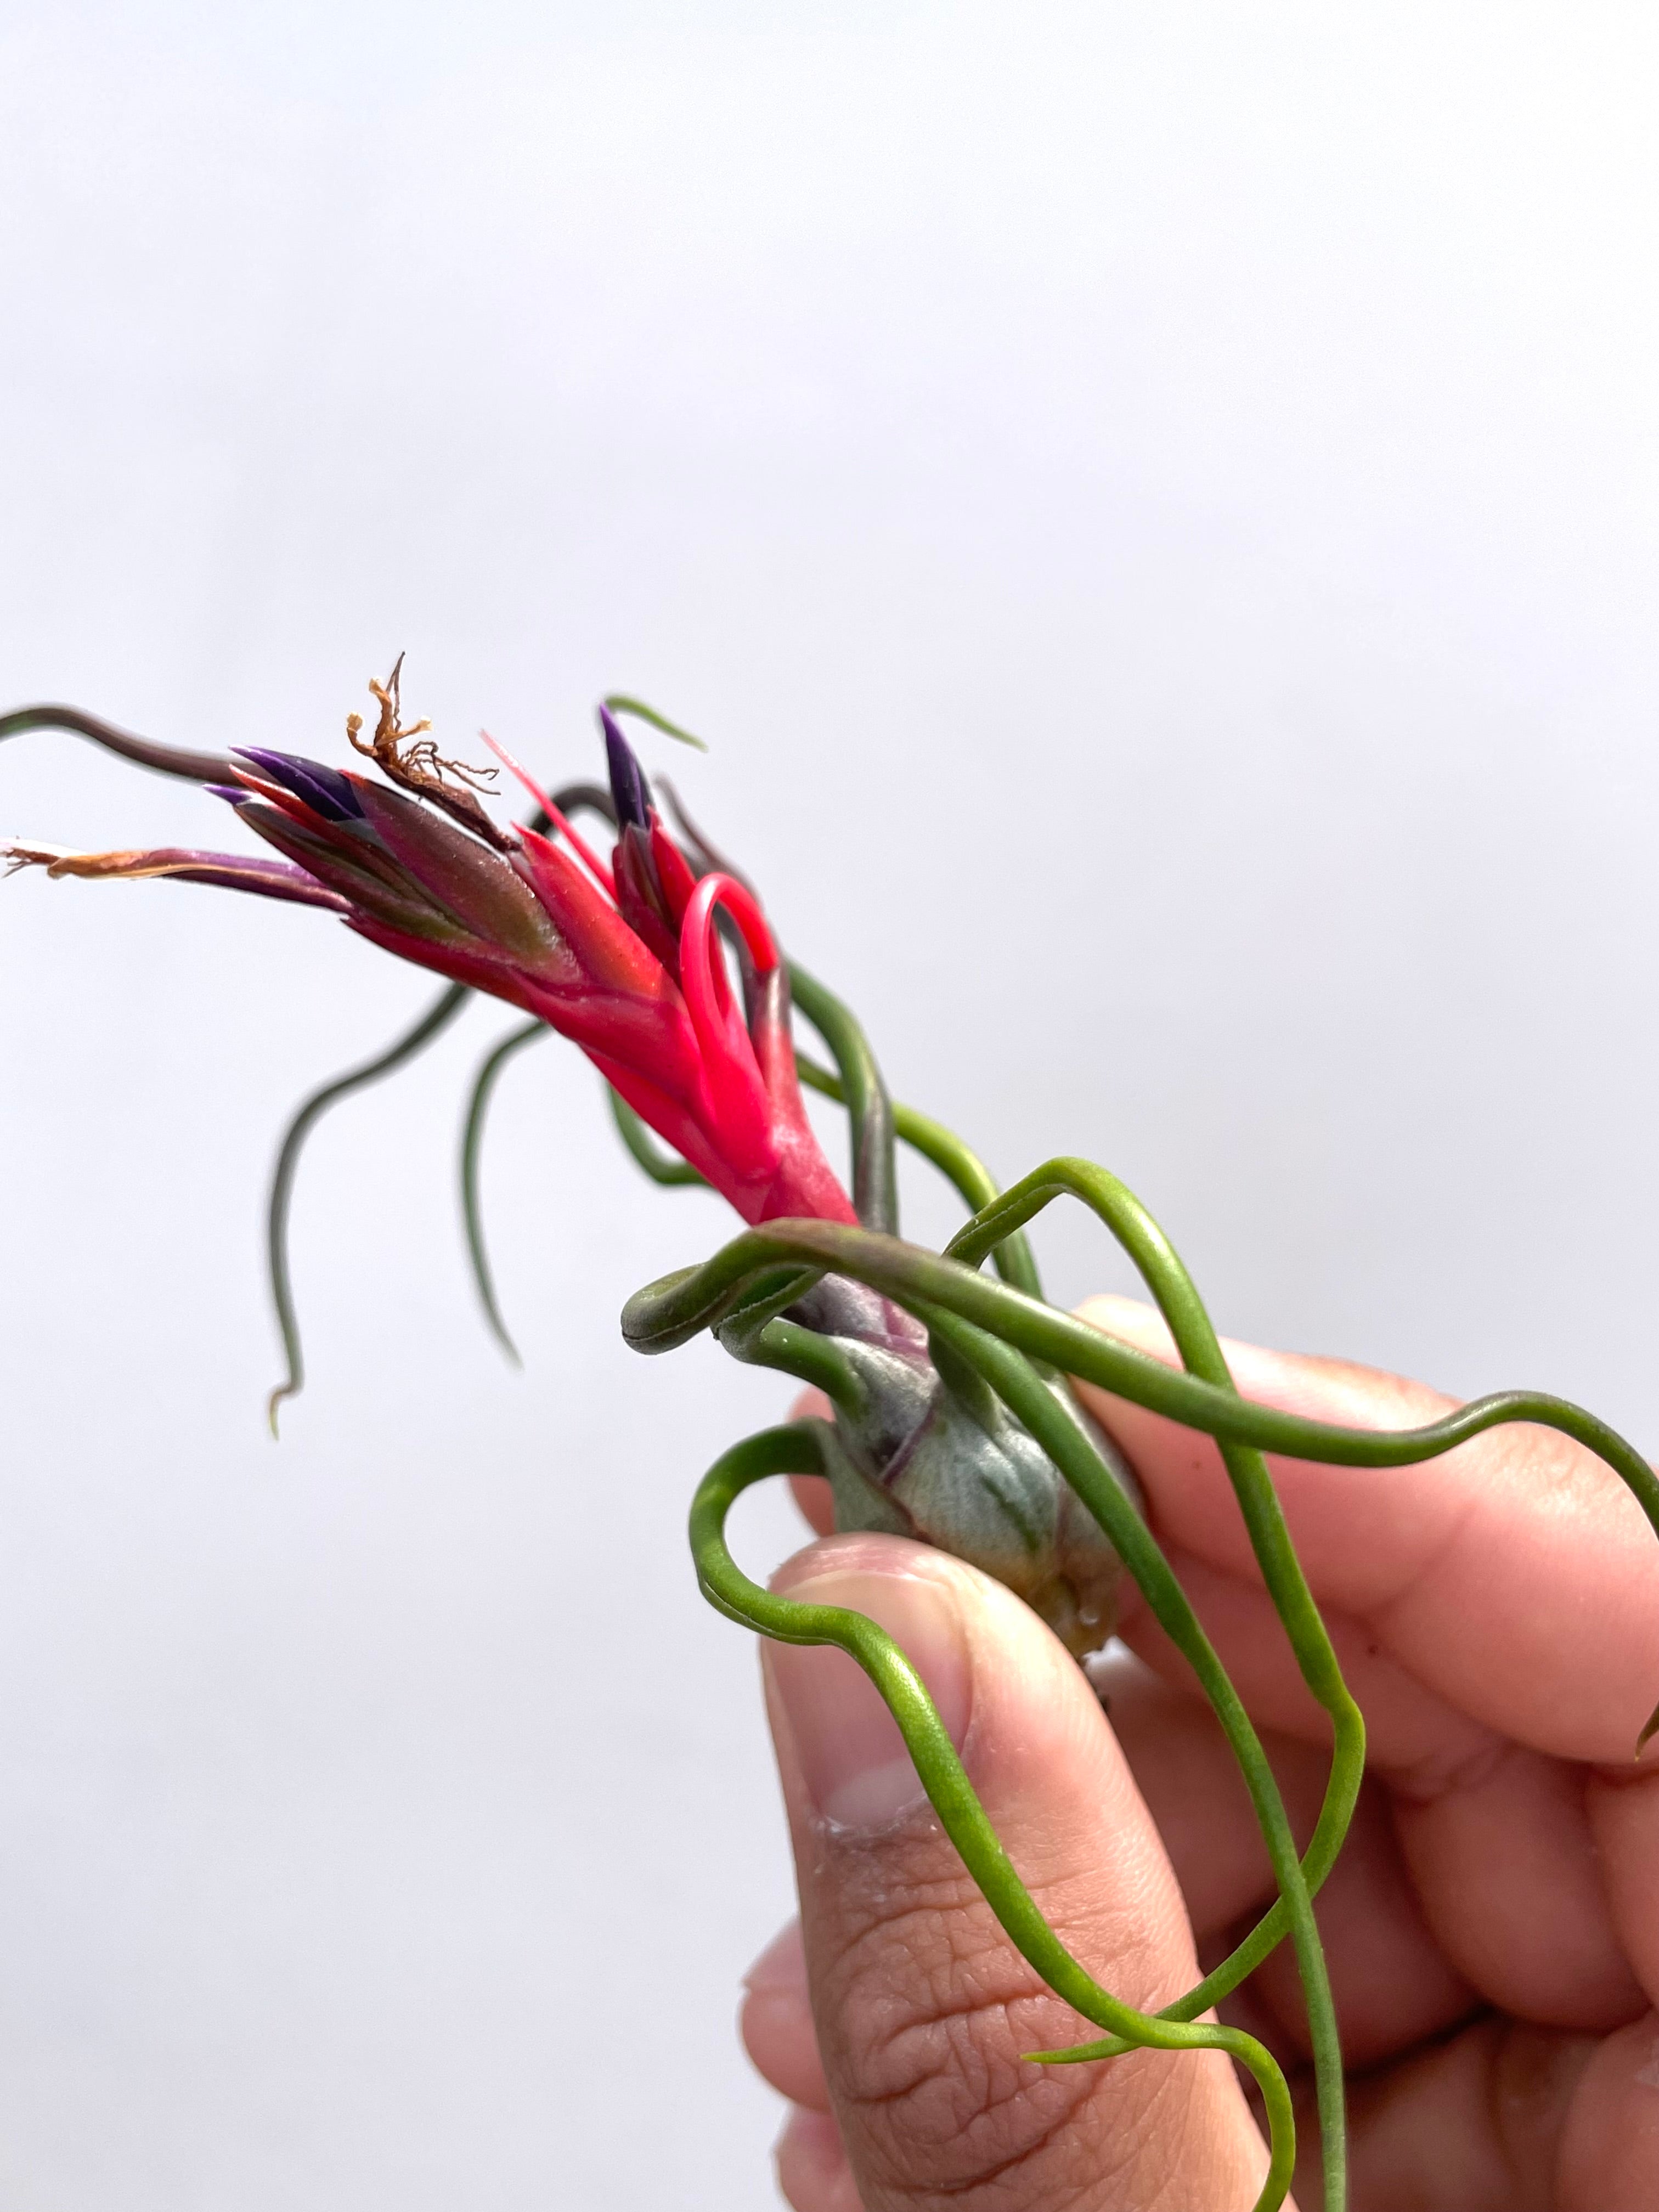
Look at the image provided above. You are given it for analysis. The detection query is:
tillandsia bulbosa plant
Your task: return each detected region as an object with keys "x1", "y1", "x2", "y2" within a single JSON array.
[{"x1": 5, "y1": 667, "x2": 1659, "y2": 2212}]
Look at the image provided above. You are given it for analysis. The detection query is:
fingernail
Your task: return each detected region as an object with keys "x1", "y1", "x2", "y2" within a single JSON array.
[{"x1": 764, "y1": 1567, "x2": 972, "y2": 1831}]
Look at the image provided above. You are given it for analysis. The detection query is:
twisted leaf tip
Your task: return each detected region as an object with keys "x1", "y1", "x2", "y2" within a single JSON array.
[
  {"x1": 601, "y1": 694, "x2": 709, "y2": 753},
  {"x1": 267, "y1": 1380, "x2": 294, "y2": 1441}
]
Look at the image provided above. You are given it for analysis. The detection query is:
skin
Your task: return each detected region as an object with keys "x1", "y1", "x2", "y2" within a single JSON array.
[{"x1": 740, "y1": 1294, "x2": 1659, "y2": 2211}]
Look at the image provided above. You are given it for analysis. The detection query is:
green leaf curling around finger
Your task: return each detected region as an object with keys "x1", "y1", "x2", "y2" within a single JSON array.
[
  {"x1": 691, "y1": 1421, "x2": 1299, "y2": 2212},
  {"x1": 916, "y1": 1302, "x2": 1348, "y2": 2212},
  {"x1": 943, "y1": 1157, "x2": 1364, "y2": 2202}
]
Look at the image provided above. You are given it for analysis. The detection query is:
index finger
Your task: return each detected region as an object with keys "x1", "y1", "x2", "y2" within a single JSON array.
[{"x1": 1071, "y1": 1294, "x2": 1659, "y2": 1768}]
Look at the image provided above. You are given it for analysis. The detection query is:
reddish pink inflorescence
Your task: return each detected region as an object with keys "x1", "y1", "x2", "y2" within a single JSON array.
[{"x1": 7, "y1": 704, "x2": 856, "y2": 1231}]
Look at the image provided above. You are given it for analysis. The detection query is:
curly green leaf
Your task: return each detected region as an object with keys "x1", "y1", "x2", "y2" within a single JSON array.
[
  {"x1": 267, "y1": 982, "x2": 471, "y2": 1434},
  {"x1": 459, "y1": 1018, "x2": 551, "y2": 1363},
  {"x1": 0, "y1": 702, "x2": 235, "y2": 782},
  {"x1": 624, "y1": 1207, "x2": 1659, "y2": 1746},
  {"x1": 788, "y1": 964, "x2": 899, "y2": 1236},
  {"x1": 601, "y1": 695, "x2": 709, "y2": 752},
  {"x1": 793, "y1": 1042, "x2": 1043, "y2": 1301},
  {"x1": 691, "y1": 1420, "x2": 1298, "y2": 2212}
]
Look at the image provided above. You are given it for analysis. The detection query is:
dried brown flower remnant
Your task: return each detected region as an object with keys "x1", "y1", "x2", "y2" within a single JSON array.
[{"x1": 346, "y1": 654, "x2": 511, "y2": 849}]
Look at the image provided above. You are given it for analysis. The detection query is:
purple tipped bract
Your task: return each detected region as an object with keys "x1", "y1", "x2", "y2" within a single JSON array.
[
  {"x1": 599, "y1": 707, "x2": 651, "y2": 831},
  {"x1": 233, "y1": 747, "x2": 365, "y2": 823},
  {"x1": 206, "y1": 783, "x2": 250, "y2": 806}
]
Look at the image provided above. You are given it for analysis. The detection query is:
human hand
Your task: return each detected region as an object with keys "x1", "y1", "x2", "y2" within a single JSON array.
[{"x1": 739, "y1": 1294, "x2": 1659, "y2": 2210}]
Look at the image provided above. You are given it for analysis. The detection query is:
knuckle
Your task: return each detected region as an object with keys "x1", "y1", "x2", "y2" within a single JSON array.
[{"x1": 808, "y1": 1841, "x2": 1170, "y2": 2210}]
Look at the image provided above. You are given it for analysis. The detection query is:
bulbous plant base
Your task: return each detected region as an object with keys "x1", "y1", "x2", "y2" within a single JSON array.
[{"x1": 814, "y1": 1333, "x2": 1142, "y2": 1658}]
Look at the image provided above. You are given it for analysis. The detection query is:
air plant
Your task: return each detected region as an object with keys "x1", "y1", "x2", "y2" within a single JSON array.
[{"x1": 4, "y1": 667, "x2": 1658, "y2": 2212}]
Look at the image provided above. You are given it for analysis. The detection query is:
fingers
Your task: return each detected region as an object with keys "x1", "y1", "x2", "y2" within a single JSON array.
[
  {"x1": 1557, "y1": 2011, "x2": 1659, "y2": 2209},
  {"x1": 1394, "y1": 1745, "x2": 1646, "y2": 2031},
  {"x1": 1073, "y1": 1295, "x2": 1659, "y2": 1766},
  {"x1": 790, "y1": 1474, "x2": 836, "y2": 1537},
  {"x1": 759, "y1": 1531, "x2": 1277, "y2": 2212},
  {"x1": 1306, "y1": 2016, "x2": 1598, "y2": 2211},
  {"x1": 739, "y1": 1667, "x2": 1310, "y2": 2108},
  {"x1": 1585, "y1": 1766, "x2": 1659, "y2": 2013},
  {"x1": 775, "y1": 2106, "x2": 863, "y2": 2212},
  {"x1": 1296, "y1": 2010, "x2": 1659, "y2": 2211},
  {"x1": 1234, "y1": 1770, "x2": 1477, "y2": 2070},
  {"x1": 787, "y1": 1389, "x2": 837, "y2": 1536},
  {"x1": 1087, "y1": 1645, "x2": 1314, "y2": 1943},
  {"x1": 1114, "y1": 1530, "x2": 1496, "y2": 1778},
  {"x1": 743, "y1": 1926, "x2": 858, "y2": 2212},
  {"x1": 744, "y1": 1654, "x2": 1472, "y2": 2126},
  {"x1": 1100, "y1": 1660, "x2": 1475, "y2": 2066},
  {"x1": 1107, "y1": 1549, "x2": 1647, "y2": 2037},
  {"x1": 743, "y1": 1921, "x2": 831, "y2": 2111}
]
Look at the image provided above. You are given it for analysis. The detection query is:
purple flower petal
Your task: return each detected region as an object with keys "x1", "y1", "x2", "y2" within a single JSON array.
[
  {"x1": 233, "y1": 747, "x2": 365, "y2": 822},
  {"x1": 599, "y1": 706, "x2": 651, "y2": 831}
]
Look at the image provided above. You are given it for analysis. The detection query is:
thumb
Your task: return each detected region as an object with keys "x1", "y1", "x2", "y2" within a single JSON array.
[{"x1": 759, "y1": 1532, "x2": 1282, "y2": 2212}]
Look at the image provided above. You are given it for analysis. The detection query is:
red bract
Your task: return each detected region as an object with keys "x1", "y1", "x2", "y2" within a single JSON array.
[{"x1": 4, "y1": 710, "x2": 856, "y2": 1229}]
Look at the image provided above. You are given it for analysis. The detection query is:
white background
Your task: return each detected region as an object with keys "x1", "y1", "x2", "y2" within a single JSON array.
[{"x1": 2, "y1": 4, "x2": 1657, "y2": 2204}]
